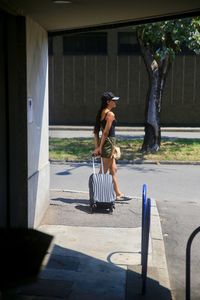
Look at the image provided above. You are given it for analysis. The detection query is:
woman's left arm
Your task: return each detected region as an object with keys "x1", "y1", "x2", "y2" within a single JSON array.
[{"x1": 98, "y1": 112, "x2": 114, "y2": 153}]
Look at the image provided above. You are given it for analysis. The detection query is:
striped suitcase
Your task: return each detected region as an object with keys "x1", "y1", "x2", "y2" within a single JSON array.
[{"x1": 89, "y1": 157, "x2": 116, "y2": 213}]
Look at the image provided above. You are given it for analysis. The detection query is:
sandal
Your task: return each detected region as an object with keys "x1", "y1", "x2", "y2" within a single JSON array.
[{"x1": 116, "y1": 195, "x2": 132, "y2": 201}]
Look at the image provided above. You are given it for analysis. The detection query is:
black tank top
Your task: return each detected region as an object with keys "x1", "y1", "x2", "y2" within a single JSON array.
[{"x1": 100, "y1": 113, "x2": 116, "y2": 137}]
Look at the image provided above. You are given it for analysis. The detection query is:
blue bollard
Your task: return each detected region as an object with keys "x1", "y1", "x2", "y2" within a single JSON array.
[
  {"x1": 141, "y1": 197, "x2": 151, "y2": 295},
  {"x1": 141, "y1": 184, "x2": 147, "y2": 265}
]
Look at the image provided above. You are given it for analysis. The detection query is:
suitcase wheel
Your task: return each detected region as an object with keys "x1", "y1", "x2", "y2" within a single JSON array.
[
  {"x1": 109, "y1": 203, "x2": 115, "y2": 214},
  {"x1": 90, "y1": 203, "x2": 96, "y2": 214}
]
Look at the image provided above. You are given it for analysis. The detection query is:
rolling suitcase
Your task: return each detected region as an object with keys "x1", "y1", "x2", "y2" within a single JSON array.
[{"x1": 89, "y1": 157, "x2": 116, "y2": 214}]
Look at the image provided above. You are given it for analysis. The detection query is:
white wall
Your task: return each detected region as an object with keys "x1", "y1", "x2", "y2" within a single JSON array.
[{"x1": 26, "y1": 17, "x2": 49, "y2": 228}]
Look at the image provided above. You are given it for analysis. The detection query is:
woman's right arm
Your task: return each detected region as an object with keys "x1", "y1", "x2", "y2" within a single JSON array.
[
  {"x1": 93, "y1": 133, "x2": 100, "y2": 156},
  {"x1": 94, "y1": 134, "x2": 100, "y2": 148}
]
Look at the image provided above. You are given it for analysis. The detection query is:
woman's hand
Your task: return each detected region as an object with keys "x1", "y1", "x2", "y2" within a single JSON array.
[{"x1": 93, "y1": 146, "x2": 101, "y2": 157}]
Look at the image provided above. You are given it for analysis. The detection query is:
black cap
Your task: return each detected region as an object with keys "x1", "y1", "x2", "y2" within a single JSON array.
[{"x1": 101, "y1": 91, "x2": 120, "y2": 102}]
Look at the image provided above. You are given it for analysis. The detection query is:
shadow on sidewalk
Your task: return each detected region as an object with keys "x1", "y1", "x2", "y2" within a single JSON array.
[
  {"x1": 1, "y1": 243, "x2": 172, "y2": 300},
  {"x1": 50, "y1": 196, "x2": 133, "y2": 216},
  {"x1": 51, "y1": 197, "x2": 89, "y2": 205}
]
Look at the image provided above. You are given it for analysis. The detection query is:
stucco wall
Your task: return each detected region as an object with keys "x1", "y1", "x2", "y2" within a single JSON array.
[{"x1": 26, "y1": 17, "x2": 49, "y2": 228}]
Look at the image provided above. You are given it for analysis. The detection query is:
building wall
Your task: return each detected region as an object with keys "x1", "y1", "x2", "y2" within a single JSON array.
[
  {"x1": 162, "y1": 55, "x2": 200, "y2": 125},
  {"x1": 2, "y1": 13, "x2": 28, "y2": 227},
  {"x1": 0, "y1": 10, "x2": 9, "y2": 226},
  {"x1": 49, "y1": 29, "x2": 200, "y2": 126},
  {"x1": 0, "y1": 12, "x2": 50, "y2": 228},
  {"x1": 26, "y1": 17, "x2": 49, "y2": 228}
]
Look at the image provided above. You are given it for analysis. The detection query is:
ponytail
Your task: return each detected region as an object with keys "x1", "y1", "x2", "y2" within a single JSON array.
[{"x1": 93, "y1": 96, "x2": 108, "y2": 135}]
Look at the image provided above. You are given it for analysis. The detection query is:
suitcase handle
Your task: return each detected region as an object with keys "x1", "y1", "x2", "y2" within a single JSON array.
[{"x1": 92, "y1": 157, "x2": 105, "y2": 174}]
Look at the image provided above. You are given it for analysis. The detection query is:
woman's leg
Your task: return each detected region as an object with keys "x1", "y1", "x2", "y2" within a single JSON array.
[
  {"x1": 101, "y1": 157, "x2": 123, "y2": 197},
  {"x1": 103, "y1": 158, "x2": 123, "y2": 197},
  {"x1": 100, "y1": 157, "x2": 110, "y2": 174}
]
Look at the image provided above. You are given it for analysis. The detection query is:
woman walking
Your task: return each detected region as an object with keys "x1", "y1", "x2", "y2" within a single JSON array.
[{"x1": 93, "y1": 91, "x2": 124, "y2": 200}]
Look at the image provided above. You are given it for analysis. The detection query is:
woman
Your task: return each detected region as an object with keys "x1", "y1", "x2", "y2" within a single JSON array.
[{"x1": 93, "y1": 91, "x2": 124, "y2": 200}]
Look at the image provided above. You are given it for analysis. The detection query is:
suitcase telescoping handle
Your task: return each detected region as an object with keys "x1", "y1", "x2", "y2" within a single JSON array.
[{"x1": 92, "y1": 157, "x2": 105, "y2": 174}]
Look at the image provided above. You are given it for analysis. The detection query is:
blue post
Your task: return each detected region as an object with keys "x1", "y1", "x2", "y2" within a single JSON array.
[
  {"x1": 141, "y1": 184, "x2": 147, "y2": 265},
  {"x1": 186, "y1": 226, "x2": 200, "y2": 300},
  {"x1": 141, "y1": 198, "x2": 151, "y2": 295}
]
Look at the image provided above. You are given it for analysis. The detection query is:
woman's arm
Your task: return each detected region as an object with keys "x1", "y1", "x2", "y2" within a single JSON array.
[
  {"x1": 98, "y1": 112, "x2": 114, "y2": 153},
  {"x1": 94, "y1": 133, "x2": 100, "y2": 148},
  {"x1": 93, "y1": 111, "x2": 114, "y2": 156}
]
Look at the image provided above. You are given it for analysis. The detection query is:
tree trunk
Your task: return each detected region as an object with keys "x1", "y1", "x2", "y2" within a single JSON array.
[
  {"x1": 141, "y1": 70, "x2": 162, "y2": 152},
  {"x1": 137, "y1": 35, "x2": 170, "y2": 152}
]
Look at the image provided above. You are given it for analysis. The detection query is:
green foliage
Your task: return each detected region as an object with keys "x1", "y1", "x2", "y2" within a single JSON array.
[
  {"x1": 136, "y1": 17, "x2": 200, "y2": 62},
  {"x1": 49, "y1": 138, "x2": 200, "y2": 162},
  {"x1": 49, "y1": 138, "x2": 94, "y2": 161}
]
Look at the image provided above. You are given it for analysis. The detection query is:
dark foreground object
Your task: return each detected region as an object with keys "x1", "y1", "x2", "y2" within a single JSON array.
[{"x1": 0, "y1": 228, "x2": 53, "y2": 290}]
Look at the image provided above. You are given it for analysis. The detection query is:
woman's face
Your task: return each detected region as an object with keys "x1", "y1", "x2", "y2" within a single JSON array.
[{"x1": 108, "y1": 99, "x2": 117, "y2": 109}]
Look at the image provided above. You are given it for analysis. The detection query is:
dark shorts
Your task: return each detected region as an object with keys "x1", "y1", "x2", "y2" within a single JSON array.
[{"x1": 101, "y1": 137, "x2": 116, "y2": 158}]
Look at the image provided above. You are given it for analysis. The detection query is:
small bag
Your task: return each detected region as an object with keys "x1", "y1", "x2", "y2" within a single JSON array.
[
  {"x1": 107, "y1": 137, "x2": 121, "y2": 160},
  {"x1": 112, "y1": 145, "x2": 121, "y2": 160}
]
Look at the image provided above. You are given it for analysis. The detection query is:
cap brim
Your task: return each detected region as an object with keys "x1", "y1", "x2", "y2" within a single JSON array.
[{"x1": 112, "y1": 97, "x2": 120, "y2": 101}]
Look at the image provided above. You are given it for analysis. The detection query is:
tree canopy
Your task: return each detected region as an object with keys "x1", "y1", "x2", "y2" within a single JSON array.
[
  {"x1": 134, "y1": 17, "x2": 200, "y2": 152},
  {"x1": 136, "y1": 17, "x2": 200, "y2": 62}
]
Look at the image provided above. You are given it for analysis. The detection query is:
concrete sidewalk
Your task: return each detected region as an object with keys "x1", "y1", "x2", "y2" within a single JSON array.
[
  {"x1": 49, "y1": 125, "x2": 200, "y2": 132},
  {"x1": 49, "y1": 125, "x2": 200, "y2": 140},
  {"x1": 9, "y1": 190, "x2": 172, "y2": 299}
]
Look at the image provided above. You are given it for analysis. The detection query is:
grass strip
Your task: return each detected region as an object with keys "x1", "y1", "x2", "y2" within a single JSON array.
[{"x1": 49, "y1": 138, "x2": 200, "y2": 162}]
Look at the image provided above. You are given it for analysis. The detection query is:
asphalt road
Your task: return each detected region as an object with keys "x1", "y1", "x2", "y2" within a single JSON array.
[{"x1": 50, "y1": 162, "x2": 200, "y2": 300}]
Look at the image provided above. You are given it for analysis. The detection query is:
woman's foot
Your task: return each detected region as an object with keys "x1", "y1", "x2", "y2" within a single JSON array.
[
  {"x1": 116, "y1": 193, "x2": 124, "y2": 200},
  {"x1": 116, "y1": 194, "x2": 132, "y2": 201}
]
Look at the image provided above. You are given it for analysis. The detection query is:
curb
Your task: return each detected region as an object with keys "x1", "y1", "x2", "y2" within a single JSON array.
[
  {"x1": 49, "y1": 159, "x2": 200, "y2": 165},
  {"x1": 150, "y1": 198, "x2": 171, "y2": 293}
]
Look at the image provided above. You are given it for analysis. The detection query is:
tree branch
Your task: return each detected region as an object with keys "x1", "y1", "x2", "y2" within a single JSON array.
[{"x1": 136, "y1": 31, "x2": 155, "y2": 75}]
